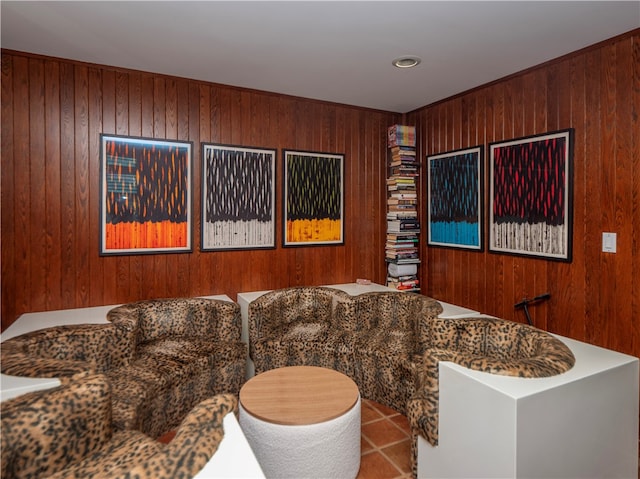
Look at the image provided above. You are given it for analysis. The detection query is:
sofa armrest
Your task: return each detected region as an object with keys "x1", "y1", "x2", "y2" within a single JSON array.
[
  {"x1": 1, "y1": 373, "x2": 114, "y2": 479},
  {"x1": 1, "y1": 347, "x2": 94, "y2": 378},
  {"x1": 0, "y1": 323, "x2": 134, "y2": 376},
  {"x1": 125, "y1": 394, "x2": 238, "y2": 479}
]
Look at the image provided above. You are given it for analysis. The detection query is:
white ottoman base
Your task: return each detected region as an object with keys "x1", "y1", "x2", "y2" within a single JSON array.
[{"x1": 239, "y1": 395, "x2": 361, "y2": 479}]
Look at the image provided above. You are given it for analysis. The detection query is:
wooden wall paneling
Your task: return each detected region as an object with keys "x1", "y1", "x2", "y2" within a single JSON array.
[
  {"x1": 583, "y1": 47, "x2": 603, "y2": 346},
  {"x1": 6, "y1": 34, "x2": 636, "y2": 354},
  {"x1": 73, "y1": 65, "x2": 90, "y2": 306},
  {"x1": 359, "y1": 111, "x2": 374, "y2": 284},
  {"x1": 12, "y1": 56, "x2": 30, "y2": 317},
  {"x1": 564, "y1": 54, "x2": 587, "y2": 342},
  {"x1": 29, "y1": 58, "x2": 46, "y2": 312},
  {"x1": 44, "y1": 60, "x2": 62, "y2": 311},
  {"x1": 613, "y1": 37, "x2": 634, "y2": 355},
  {"x1": 59, "y1": 61, "x2": 76, "y2": 309},
  {"x1": 87, "y1": 67, "x2": 105, "y2": 306},
  {"x1": 632, "y1": 34, "x2": 640, "y2": 355},
  {"x1": 1, "y1": 54, "x2": 16, "y2": 328},
  {"x1": 596, "y1": 41, "x2": 617, "y2": 349},
  {"x1": 549, "y1": 59, "x2": 576, "y2": 335}
]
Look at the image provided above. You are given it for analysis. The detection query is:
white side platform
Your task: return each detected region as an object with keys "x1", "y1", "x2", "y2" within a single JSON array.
[
  {"x1": 417, "y1": 336, "x2": 639, "y2": 479},
  {"x1": 0, "y1": 297, "x2": 265, "y2": 479}
]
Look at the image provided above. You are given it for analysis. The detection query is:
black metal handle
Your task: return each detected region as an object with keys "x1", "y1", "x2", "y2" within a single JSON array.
[{"x1": 514, "y1": 293, "x2": 551, "y2": 325}]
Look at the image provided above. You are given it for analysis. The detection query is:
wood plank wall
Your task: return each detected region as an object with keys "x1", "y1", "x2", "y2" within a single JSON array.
[
  {"x1": 2, "y1": 29, "x2": 638, "y2": 362},
  {"x1": 409, "y1": 30, "x2": 639, "y2": 357},
  {"x1": 1, "y1": 50, "x2": 398, "y2": 330}
]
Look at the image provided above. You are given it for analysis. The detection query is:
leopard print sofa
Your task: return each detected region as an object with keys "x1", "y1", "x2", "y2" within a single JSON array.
[
  {"x1": 1, "y1": 372, "x2": 237, "y2": 479},
  {"x1": 1, "y1": 298, "x2": 246, "y2": 439},
  {"x1": 248, "y1": 287, "x2": 576, "y2": 477}
]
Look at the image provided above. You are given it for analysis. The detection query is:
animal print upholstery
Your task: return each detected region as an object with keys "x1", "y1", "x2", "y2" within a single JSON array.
[
  {"x1": 249, "y1": 286, "x2": 356, "y2": 376},
  {"x1": 1, "y1": 372, "x2": 236, "y2": 479},
  {"x1": 248, "y1": 287, "x2": 576, "y2": 478},
  {"x1": 1, "y1": 298, "x2": 246, "y2": 439}
]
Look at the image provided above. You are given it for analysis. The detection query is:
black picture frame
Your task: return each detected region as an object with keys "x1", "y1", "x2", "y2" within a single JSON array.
[
  {"x1": 201, "y1": 143, "x2": 277, "y2": 251},
  {"x1": 488, "y1": 129, "x2": 574, "y2": 261},
  {"x1": 283, "y1": 149, "x2": 344, "y2": 247},
  {"x1": 427, "y1": 146, "x2": 483, "y2": 250},
  {"x1": 99, "y1": 134, "x2": 193, "y2": 255}
]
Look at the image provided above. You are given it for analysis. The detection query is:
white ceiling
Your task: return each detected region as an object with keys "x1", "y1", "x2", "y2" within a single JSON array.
[{"x1": 2, "y1": 1, "x2": 639, "y2": 113}]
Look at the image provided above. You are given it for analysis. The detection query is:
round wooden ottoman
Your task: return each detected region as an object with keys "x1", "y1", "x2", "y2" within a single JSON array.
[{"x1": 239, "y1": 365, "x2": 361, "y2": 478}]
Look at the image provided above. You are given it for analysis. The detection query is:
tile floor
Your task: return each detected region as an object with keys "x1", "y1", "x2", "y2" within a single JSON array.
[
  {"x1": 159, "y1": 398, "x2": 413, "y2": 478},
  {"x1": 358, "y1": 399, "x2": 412, "y2": 479}
]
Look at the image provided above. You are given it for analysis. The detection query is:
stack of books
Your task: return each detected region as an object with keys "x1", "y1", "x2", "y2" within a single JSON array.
[{"x1": 386, "y1": 125, "x2": 420, "y2": 293}]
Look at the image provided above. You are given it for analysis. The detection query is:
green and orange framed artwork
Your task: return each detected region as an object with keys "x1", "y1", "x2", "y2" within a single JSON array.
[
  {"x1": 283, "y1": 149, "x2": 344, "y2": 246},
  {"x1": 100, "y1": 134, "x2": 193, "y2": 255}
]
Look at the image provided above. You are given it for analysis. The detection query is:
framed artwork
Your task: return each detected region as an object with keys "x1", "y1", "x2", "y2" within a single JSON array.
[
  {"x1": 427, "y1": 146, "x2": 483, "y2": 250},
  {"x1": 489, "y1": 128, "x2": 574, "y2": 261},
  {"x1": 201, "y1": 143, "x2": 277, "y2": 250},
  {"x1": 283, "y1": 149, "x2": 344, "y2": 246},
  {"x1": 100, "y1": 134, "x2": 193, "y2": 255}
]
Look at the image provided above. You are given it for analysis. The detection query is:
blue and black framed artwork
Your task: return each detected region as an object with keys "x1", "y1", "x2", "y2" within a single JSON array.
[
  {"x1": 489, "y1": 129, "x2": 573, "y2": 262},
  {"x1": 427, "y1": 146, "x2": 483, "y2": 250}
]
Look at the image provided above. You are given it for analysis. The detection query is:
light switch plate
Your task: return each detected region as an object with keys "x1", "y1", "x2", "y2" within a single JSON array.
[{"x1": 602, "y1": 232, "x2": 617, "y2": 253}]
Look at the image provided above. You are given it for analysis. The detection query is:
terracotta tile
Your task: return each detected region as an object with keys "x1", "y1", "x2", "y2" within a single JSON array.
[
  {"x1": 389, "y1": 413, "x2": 410, "y2": 434},
  {"x1": 370, "y1": 401, "x2": 401, "y2": 418},
  {"x1": 361, "y1": 434, "x2": 375, "y2": 454},
  {"x1": 357, "y1": 451, "x2": 403, "y2": 479},
  {"x1": 381, "y1": 438, "x2": 412, "y2": 473},
  {"x1": 362, "y1": 400, "x2": 384, "y2": 424},
  {"x1": 362, "y1": 418, "x2": 408, "y2": 448},
  {"x1": 157, "y1": 430, "x2": 175, "y2": 444}
]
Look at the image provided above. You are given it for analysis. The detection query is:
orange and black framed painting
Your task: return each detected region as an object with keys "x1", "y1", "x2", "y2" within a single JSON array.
[
  {"x1": 100, "y1": 134, "x2": 193, "y2": 255},
  {"x1": 283, "y1": 149, "x2": 344, "y2": 247}
]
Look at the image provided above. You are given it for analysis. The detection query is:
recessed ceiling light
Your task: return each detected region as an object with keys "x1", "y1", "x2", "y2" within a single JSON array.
[{"x1": 392, "y1": 56, "x2": 421, "y2": 68}]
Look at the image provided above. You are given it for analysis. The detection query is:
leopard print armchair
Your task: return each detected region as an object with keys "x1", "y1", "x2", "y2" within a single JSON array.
[
  {"x1": 1, "y1": 372, "x2": 237, "y2": 479},
  {"x1": 247, "y1": 287, "x2": 576, "y2": 478},
  {"x1": 249, "y1": 286, "x2": 354, "y2": 375},
  {"x1": 405, "y1": 315, "x2": 575, "y2": 475},
  {"x1": 1, "y1": 298, "x2": 246, "y2": 439}
]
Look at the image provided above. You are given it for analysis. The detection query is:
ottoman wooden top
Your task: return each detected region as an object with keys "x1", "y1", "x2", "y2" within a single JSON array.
[{"x1": 239, "y1": 366, "x2": 359, "y2": 426}]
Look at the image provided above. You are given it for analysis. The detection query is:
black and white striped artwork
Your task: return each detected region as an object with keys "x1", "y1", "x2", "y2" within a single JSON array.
[{"x1": 201, "y1": 144, "x2": 276, "y2": 250}]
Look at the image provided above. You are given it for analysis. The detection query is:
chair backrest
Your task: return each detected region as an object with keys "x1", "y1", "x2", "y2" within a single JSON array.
[
  {"x1": 1, "y1": 320, "x2": 135, "y2": 377},
  {"x1": 1, "y1": 373, "x2": 113, "y2": 479},
  {"x1": 248, "y1": 287, "x2": 351, "y2": 342},
  {"x1": 108, "y1": 298, "x2": 242, "y2": 344},
  {"x1": 348, "y1": 292, "x2": 443, "y2": 350}
]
